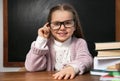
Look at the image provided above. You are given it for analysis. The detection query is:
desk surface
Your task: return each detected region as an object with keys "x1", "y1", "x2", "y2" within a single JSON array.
[{"x1": 0, "y1": 71, "x2": 100, "y2": 81}]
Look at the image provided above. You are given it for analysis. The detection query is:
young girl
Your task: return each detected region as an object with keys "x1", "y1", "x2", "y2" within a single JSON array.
[{"x1": 25, "y1": 3, "x2": 93, "y2": 80}]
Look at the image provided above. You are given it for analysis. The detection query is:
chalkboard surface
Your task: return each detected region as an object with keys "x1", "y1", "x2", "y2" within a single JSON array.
[{"x1": 4, "y1": 0, "x2": 115, "y2": 66}]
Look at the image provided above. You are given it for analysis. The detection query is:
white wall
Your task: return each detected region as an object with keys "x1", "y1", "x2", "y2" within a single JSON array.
[{"x1": 0, "y1": 0, "x2": 20, "y2": 72}]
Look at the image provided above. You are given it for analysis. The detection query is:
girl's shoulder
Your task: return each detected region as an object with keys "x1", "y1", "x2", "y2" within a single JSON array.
[
  {"x1": 71, "y1": 37, "x2": 88, "y2": 51},
  {"x1": 72, "y1": 37, "x2": 87, "y2": 44}
]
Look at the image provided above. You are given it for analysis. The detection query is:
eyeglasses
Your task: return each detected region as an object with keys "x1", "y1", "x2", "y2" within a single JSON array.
[{"x1": 50, "y1": 19, "x2": 74, "y2": 30}]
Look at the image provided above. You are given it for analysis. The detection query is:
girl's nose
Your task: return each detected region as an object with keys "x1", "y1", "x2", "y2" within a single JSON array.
[{"x1": 59, "y1": 24, "x2": 66, "y2": 30}]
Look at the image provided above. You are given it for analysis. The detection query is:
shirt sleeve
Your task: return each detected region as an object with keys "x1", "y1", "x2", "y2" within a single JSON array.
[{"x1": 35, "y1": 36, "x2": 48, "y2": 49}]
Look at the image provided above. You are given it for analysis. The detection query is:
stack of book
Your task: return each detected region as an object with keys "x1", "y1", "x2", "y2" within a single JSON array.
[
  {"x1": 95, "y1": 42, "x2": 120, "y2": 57},
  {"x1": 90, "y1": 42, "x2": 120, "y2": 77}
]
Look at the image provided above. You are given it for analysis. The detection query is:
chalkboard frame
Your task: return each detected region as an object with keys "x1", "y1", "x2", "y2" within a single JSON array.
[
  {"x1": 3, "y1": 0, "x2": 116, "y2": 67},
  {"x1": 3, "y1": 0, "x2": 24, "y2": 67}
]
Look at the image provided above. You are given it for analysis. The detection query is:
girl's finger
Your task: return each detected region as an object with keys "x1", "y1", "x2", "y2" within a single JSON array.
[
  {"x1": 58, "y1": 74, "x2": 64, "y2": 80},
  {"x1": 64, "y1": 74, "x2": 70, "y2": 80},
  {"x1": 70, "y1": 74, "x2": 75, "y2": 79}
]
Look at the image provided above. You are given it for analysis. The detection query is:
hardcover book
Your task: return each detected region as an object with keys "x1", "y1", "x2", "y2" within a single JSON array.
[
  {"x1": 94, "y1": 56, "x2": 120, "y2": 71},
  {"x1": 100, "y1": 74, "x2": 120, "y2": 81},
  {"x1": 97, "y1": 50, "x2": 120, "y2": 57},
  {"x1": 90, "y1": 69, "x2": 109, "y2": 76},
  {"x1": 95, "y1": 42, "x2": 120, "y2": 51}
]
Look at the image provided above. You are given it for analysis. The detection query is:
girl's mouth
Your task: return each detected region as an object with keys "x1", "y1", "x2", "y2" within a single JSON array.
[{"x1": 57, "y1": 32, "x2": 67, "y2": 37}]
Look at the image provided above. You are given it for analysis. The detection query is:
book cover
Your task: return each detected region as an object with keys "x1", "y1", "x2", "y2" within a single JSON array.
[{"x1": 95, "y1": 42, "x2": 120, "y2": 51}]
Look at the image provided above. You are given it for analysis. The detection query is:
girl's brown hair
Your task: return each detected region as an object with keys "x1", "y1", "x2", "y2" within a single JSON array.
[{"x1": 47, "y1": 3, "x2": 84, "y2": 38}]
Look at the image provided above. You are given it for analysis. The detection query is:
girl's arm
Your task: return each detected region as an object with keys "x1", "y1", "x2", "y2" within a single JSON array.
[
  {"x1": 25, "y1": 23, "x2": 51, "y2": 71},
  {"x1": 25, "y1": 36, "x2": 49, "y2": 71},
  {"x1": 68, "y1": 38, "x2": 93, "y2": 75}
]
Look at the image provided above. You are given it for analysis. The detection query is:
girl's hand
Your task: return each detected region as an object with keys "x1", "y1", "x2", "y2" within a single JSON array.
[
  {"x1": 52, "y1": 66, "x2": 76, "y2": 80},
  {"x1": 38, "y1": 23, "x2": 50, "y2": 39}
]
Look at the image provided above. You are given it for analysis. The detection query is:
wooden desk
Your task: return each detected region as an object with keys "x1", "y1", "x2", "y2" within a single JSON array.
[{"x1": 0, "y1": 71, "x2": 100, "y2": 81}]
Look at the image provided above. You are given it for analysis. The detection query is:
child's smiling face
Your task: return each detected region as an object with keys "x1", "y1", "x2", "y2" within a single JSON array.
[{"x1": 50, "y1": 10, "x2": 75, "y2": 42}]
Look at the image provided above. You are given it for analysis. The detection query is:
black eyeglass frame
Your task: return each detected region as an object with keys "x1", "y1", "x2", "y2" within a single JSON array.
[{"x1": 49, "y1": 19, "x2": 75, "y2": 30}]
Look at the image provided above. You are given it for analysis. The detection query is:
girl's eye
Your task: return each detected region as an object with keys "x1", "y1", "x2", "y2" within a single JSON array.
[
  {"x1": 53, "y1": 22, "x2": 60, "y2": 26},
  {"x1": 65, "y1": 21, "x2": 71, "y2": 25}
]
